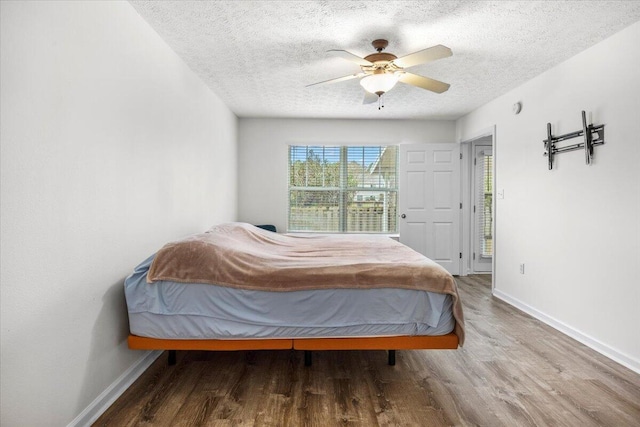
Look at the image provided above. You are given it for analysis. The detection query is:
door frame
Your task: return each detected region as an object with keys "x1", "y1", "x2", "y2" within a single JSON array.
[{"x1": 460, "y1": 127, "x2": 496, "y2": 288}]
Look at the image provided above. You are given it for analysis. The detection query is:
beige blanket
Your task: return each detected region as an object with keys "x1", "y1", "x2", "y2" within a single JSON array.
[{"x1": 148, "y1": 223, "x2": 465, "y2": 344}]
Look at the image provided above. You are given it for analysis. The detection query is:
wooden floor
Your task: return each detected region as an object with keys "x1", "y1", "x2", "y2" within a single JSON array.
[{"x1": 95, "y1": 276, "x2": 640, "y2": 426}]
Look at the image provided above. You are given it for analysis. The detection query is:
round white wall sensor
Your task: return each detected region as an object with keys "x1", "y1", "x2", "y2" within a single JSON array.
[{"x1": 513, "y1": 102, "x2": 522, "y2": 114}]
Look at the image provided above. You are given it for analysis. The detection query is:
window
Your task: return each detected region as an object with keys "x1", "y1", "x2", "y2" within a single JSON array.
[
  {"x1": 288, "y1": 145, "x2": 398, "y2": 233},
  {"x1": 477, "y1": 151, "x2": 493, "y2": 257}
]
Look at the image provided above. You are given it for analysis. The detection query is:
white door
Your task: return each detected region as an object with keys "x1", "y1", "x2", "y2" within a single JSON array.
[
  {"x1": 473, "y1": 145, "x2": 493, "y2": 272},
  {"x1": 399, "y1": 144, "x2": 461, "y2": 275}
]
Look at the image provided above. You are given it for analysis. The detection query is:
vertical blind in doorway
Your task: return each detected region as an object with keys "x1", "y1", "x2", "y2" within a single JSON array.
[{"x1": 476, "y1": 151, "x2": 493, "y2": 257}]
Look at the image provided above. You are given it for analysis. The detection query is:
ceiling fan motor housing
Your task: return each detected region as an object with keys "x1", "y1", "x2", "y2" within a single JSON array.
[
  {"x1": 363, "y1": 52, "x2": 397, "y2": 63},
  {"x1": 364, "y1": 39, "x2": 397, "y2": 69}
]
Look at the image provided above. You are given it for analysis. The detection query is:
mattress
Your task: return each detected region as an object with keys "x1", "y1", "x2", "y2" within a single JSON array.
[{"x1": 125, "y1": 254, "x2": 455, "y2": 340}]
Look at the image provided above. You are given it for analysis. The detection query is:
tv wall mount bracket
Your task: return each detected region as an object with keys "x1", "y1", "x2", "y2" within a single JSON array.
[{"x1": 543, "y1": 111, "x2": 605, "y2": 170}]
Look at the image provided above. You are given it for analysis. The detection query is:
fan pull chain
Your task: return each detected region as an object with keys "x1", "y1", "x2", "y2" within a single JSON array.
[{"x1": 378, "y1": 94, "x2": 385, "y2": 110}]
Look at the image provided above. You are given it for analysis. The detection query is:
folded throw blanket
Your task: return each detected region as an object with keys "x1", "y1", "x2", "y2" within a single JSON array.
[{"x1": 148, "y1": 222, "x2": 465, "y2": 344}]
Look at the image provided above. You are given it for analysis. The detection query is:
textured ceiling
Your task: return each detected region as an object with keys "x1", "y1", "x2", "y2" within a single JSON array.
[{"x1": 129, "y1": 1, "x2": 640, "y2": 120}]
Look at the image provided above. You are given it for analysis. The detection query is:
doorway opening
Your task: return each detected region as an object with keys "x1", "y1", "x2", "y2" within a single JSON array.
[{"x1": 461, "y1": 132, "x2": 494, "y2": 277}]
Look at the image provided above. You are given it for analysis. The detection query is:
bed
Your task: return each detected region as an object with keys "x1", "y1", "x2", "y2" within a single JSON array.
[{"x1": 125, "y1": 222, "x2": 465, "y2": 365}]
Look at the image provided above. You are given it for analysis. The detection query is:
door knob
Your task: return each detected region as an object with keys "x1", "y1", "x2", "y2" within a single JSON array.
[{"x1": 401, "y1": 214, "x2": 406, "y2": 219}]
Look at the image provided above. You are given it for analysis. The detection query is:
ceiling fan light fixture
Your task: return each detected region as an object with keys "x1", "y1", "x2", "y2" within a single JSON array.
[{"x1": 359, "y1": 73, "x2": 400, "y2": 96}]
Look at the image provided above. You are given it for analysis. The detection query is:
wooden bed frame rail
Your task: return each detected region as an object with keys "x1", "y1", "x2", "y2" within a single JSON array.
[{"x1": 128, "y1": 333, "x2": 459, "y2": 366}]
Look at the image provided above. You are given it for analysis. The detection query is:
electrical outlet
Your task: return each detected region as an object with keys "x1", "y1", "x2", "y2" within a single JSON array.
[{"x1": 519, "y1": 264, "x2": 525, "y2": 274}]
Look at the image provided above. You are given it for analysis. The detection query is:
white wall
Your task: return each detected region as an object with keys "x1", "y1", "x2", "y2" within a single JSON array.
[
  {"x1": 457, "y1": 21, "x2": 640, "y2": 372},
  {"x1": 0, "y1": 2, "x2": 238, "y2": 425},
  {"x1": 238, "y1": 118, "x2": 455, "y2": 232}
]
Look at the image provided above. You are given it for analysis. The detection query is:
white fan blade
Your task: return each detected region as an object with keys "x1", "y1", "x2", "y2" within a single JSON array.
[
  {"x1": 328, "y1": 50, "x2": 374, "y2": 66},
  {"x1": 306, "y1": 72, "x2": 365, "y2": 87},
  {"x1": 392, "y1": 44, "x2": 452, "y2": 69},
  {"x1": 363, "y1": 91, "x2": 378, "y2": 104},
  {"x1": 398, "y1": 72, "x2": 450, "y2": 93}
]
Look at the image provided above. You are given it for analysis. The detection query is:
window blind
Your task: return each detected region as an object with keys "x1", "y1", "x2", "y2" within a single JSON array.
[
  {"x1": 288, "y1": 145, "x2": 398, "y2": 233},
  {"x1": 476, "y1": 151, "x2": 493, "y2": 257}
]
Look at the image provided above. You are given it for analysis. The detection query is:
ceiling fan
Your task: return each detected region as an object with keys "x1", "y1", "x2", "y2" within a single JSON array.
[{"x1": 307, "y1": 39, "x2": 452, "y2": 105}]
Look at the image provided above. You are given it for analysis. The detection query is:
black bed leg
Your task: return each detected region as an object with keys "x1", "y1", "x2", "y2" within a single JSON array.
[
  {"x1": 388, "y1": 350, "x2": 396, "y2": 366},
  {"x1": 304, "y1": 350, "x2": 312, "y2": 366},
  {"x1": 168, "y1": 350, "x2": 177, "y2": 366}
]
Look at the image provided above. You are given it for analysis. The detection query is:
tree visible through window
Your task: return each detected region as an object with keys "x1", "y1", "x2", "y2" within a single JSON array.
[{"x1": 288, "y1": 145, "x2": 398, "y2": 233}]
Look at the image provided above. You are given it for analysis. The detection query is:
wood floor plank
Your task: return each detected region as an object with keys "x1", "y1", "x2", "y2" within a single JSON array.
[{"x1": 94, "y1": 275, "x2": 640, "y2": 426}]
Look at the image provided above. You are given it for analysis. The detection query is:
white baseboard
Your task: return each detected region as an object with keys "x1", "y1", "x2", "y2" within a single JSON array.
[
  {"x1": 67, "y1": 350, "x2": 163, "y2": 427},
  {"x1": 493, "y1": 289, "x2": 640, "y2": 375}
]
